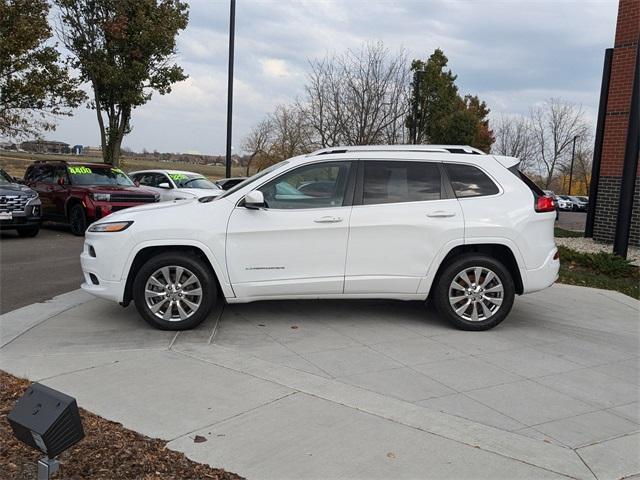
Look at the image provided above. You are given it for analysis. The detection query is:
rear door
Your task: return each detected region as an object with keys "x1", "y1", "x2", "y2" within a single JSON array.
[{"x1": 344, "y1": 160, "x2": 464, "y2": 294}]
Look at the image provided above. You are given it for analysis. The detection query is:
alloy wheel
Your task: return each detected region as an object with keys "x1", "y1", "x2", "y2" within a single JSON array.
[
  {"x1": 144, "y1": 266, "x2": 203, "y2": 321},
  {"x1": 448, "y1": 266, "x2": 504, "y2": 322}
]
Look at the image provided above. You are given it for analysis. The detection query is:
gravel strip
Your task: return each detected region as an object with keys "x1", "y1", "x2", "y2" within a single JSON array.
[{"x1": 555, "y1": 237, "x2": 640, "y2": 266}]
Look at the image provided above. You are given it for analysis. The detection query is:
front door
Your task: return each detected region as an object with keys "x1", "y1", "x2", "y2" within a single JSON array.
[
  {"x1": 226, "y1": 161, "x2": 354, "y2": 298},
  {"x1": 344, "y1": 160, "x2": 464, "y2": 294}
]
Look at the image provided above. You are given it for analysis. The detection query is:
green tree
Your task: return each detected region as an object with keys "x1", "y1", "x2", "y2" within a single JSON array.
[
  {"x1": 56, "y1": 0, "x2": 189, "y2": 166},
  {"x1": 407, "y1": 49, "x2": 494, "y2": 151},
  {"x1": 0, "y1": 0, "x2": 85, "y2": 138}
]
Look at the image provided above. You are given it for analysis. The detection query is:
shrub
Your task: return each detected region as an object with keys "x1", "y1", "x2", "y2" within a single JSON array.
[{"x1": 558, "y1": 246, "x2": 636, "y2": 277}]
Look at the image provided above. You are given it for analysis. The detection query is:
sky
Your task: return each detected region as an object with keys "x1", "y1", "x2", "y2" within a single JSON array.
[{"x1": 48, "y1": 0, "x2": 619, "y2": 155}]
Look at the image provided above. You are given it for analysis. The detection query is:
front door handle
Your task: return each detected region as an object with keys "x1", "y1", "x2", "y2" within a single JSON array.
[
  {"x1": 427, "y1": 211, "x2": 456, "y2": 218},
  {"x1": 314, "y1": 216, "x2": 343, "y2": 223}
]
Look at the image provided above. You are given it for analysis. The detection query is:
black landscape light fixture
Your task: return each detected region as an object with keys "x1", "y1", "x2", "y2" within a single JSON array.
[{"x1": 8, "y1": 383, "x2": 85, "y2": 480}]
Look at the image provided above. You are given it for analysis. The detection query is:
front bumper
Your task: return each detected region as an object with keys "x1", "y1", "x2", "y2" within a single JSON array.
[
  {"x1": 80, "y1": 232, "x2": 134, "y2": 302},
  {"x1": 522, "y1": 247, "x2": 560, "y2": 293},
  {"x1": 0, "y1": 203, "x2": 41, "y2": 229}
]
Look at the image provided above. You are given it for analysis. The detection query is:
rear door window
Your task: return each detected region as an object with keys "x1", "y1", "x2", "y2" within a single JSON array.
[
  {"x1": 362, "y1": 161, "x2": 441, "y2": 205},
  {"x1": 444, "y1": 164, "x2": 499, "y2": 198}
]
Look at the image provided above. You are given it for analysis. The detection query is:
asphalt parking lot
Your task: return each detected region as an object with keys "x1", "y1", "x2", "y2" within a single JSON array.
[
  {"x1": 556, "y1": 211, "x2": 586, "y2": 231},
  {"x1": 0, "y1": 224, "x2": 84, "y2": 313}
]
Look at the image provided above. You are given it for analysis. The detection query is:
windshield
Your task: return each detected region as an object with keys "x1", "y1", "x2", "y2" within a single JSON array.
[
  {"x1": 0, "y1": 169, "x2": 12, "y2": 184},
  {"x1": 169, "y1": 173, "x2": 219, "y2": 189},
  {"x1": 68, "y1": 165, "x2": 134, "y2": 186},
  {"x1": 219, "y1": 161, "x2": 289, "y2": 199}
]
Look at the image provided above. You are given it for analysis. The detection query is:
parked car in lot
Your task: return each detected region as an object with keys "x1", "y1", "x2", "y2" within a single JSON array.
[
  {"x1": 215, "y1": 177, "x2": 247, "y2": 190},
  {"x1": 80, "y1": 145, "x2": 559, "y2": 332},
  {"x1": 128, "y1": 170, "x2": 223, "y2": 201},
  {"x1": 0, "y1": 168, "x2": 41, "y2": 237},
  {"x1": 555, "y1": 195, "x2": 574, "y2": 211},
  {"x1": 568, "y1": 196, "x2": 588, "y2": 212},
  {"x1": 24, "y1": 161, "x2": 159, "y2": 235}
]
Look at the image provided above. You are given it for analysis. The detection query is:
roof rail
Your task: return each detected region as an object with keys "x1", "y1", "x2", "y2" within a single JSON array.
[
  {"x1": 33, "y1": 159, "x2": 69, "y2": 164},
  {"x1": 308, "y1": 145, "x2": 486, "y2": 156}
]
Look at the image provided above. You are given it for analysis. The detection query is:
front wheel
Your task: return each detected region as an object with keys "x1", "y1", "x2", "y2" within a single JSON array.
[
  {"x1": 432, "y1": 254, "x2": 515, "y2": 331},
  {"x1": 133, "y1": 252, "x2": 218, "y2": 330},
  {"x1": 69, "y1": 204, "x2": 87, "y2": 236}
]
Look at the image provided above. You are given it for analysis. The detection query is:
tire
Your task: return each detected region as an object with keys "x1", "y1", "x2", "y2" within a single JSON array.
[
  {"x1": 16, "y1": 225, "x2": 40, "y2": 237},
  {"x1": 133, "y1": 252, "x2": 218, "y2": 330},
  {"x1": 432, "y1": 254, "x2": 515, "y2": 331},
  {"x1": 69, "y1": 204, "x2": 87, "y2": 236}
]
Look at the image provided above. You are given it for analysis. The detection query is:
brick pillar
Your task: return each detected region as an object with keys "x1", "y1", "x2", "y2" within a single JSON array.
[{"x1": 592, "y1": 0, "x2": 640, "y2": 246}]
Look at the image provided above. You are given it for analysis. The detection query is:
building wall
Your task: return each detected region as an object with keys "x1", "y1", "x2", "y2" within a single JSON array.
[{"x1": 593, "y1": 0, "x2": 640, "y2": 246}]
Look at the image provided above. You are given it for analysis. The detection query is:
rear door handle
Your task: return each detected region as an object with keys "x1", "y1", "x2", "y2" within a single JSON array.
[
  {"x1": 427, "y1": 211, "x2": 456, "y2": 218},
  {"x1": 314, "y1": 216, "x2": 343, "y2": 223}
]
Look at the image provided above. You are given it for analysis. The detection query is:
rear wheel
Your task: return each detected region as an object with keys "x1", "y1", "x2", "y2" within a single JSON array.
[
  {"x1": 69, "y1": 204, "x2": 87, "y2": 236},
  {"x1": 133, "y1": 252, "x2": 218, "y2": 330},
  {"x1": 433, "y1": 254, "x2": 515, "y2": 331},
  {"x1": 16, "y1": 225, "x2": 40, "y2": 237}
]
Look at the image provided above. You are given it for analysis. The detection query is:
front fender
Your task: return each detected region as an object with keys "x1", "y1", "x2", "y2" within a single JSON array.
[{"x1": 124, "y1": 239, "x2": 235, "y2": 299}]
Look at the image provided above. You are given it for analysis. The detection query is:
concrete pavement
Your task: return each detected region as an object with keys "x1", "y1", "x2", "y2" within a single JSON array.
[{"x1": 1, "y1": 284, "x2": 638, "y2": 479}]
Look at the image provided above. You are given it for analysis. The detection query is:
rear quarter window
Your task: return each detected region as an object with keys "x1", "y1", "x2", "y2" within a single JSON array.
[
  {"x1": 508, "y1": 166, "x2": 545, "y2": 197},
  {"x1": 444, "y1": 163, "x2": 499, "y2": 198}
]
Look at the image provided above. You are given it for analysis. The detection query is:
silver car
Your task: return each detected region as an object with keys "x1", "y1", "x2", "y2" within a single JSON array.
[{"x1": 128, "y1": 170, "x2": 223, "y2": 202}]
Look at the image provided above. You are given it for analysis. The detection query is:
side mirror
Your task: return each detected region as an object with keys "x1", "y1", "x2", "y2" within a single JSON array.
[
  {"x1": 133, "y1": 180, "x2": 140, "y2": 187},
  {"x1": 158, "y1": 182, "x2": 171, "y2": 189},
  {"x1": 57, "y1": 177, "x2": 66, "y2": 186},
  {"x1": 243, "y1": 190, "x2": 265, "y2": 209}
]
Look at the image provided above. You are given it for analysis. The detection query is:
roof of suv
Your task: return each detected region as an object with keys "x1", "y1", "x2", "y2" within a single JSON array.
[
  {"x1": 30, "y1": 160, "x2": 115, "y2": 168},
  {"x1": 309, "y1": 145, "x2": 486, "y2": 156}
]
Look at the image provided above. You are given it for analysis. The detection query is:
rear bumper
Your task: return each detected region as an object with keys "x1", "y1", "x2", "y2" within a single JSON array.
[{"x1": 522, "y1": 248, "x2": 560, "y2": 294}]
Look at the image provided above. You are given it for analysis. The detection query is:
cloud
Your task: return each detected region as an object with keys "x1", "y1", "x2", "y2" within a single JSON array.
[{"x1": 49, "y1": 0, "x2": 618, "y2": 155}]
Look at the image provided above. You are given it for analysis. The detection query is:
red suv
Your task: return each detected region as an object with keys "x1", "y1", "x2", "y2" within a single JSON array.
[{"x1": 24, "y1": 161, "x2": 159, "y2": 235}]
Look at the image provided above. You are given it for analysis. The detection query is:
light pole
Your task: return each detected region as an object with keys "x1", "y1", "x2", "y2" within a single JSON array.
[
  {"x1": 224, "y1": 0, "x2": 236, "y2": 179},
  {"x1": 567, "y1": 135, "x2": 579, "y2": 196}
]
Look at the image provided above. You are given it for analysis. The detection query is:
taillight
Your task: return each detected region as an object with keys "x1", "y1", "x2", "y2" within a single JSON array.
[{"x1": 535, "y1": 195, "x2": 555, "y2": 213}]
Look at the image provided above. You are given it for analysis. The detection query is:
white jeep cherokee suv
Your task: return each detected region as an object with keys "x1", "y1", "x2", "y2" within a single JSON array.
[{"x1": 80, "y1": 145, "x2": 559, "y2": 331}]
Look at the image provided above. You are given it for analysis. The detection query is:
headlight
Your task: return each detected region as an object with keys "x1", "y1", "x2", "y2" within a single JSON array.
[
  {"x1": 88, "y1": 221, "x2": 133, "y2": 233},
  {"x1": 91, "y1": 193, "x2": 111, "y2": 201}
]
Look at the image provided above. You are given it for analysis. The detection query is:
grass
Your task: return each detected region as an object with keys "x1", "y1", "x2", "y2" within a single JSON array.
[
  {"x1": 558, "y1": 245, "x2": 640, "y2": 300},
  {"x1": 554, "y1": 227, "x2": 584, "y2": 238},
  {"x1": 0, "y1": 151, "x2": 251, "y2": 180}
]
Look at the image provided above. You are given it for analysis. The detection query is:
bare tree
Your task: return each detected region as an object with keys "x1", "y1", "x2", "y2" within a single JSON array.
[
  {"x1": 267, "y1": 104, "x2": 314, "y2": 161},
  {"x1": 304, "y1": 42, "x2": 410, "y2": 147},
  {"x1": 492, "y1": 114, "x2": 535, "y2": 171},
  {"x1": 241, "y1": 117, "x2": 273, "y2": 175},
  {"x1": 529, "y1": 98, "x2": 589, "y2": 188}
]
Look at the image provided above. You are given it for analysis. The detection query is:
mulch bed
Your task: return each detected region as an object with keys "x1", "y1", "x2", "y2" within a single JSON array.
[{"x1": 0, "y1": 370, "x2": 244, "y2": 480}]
